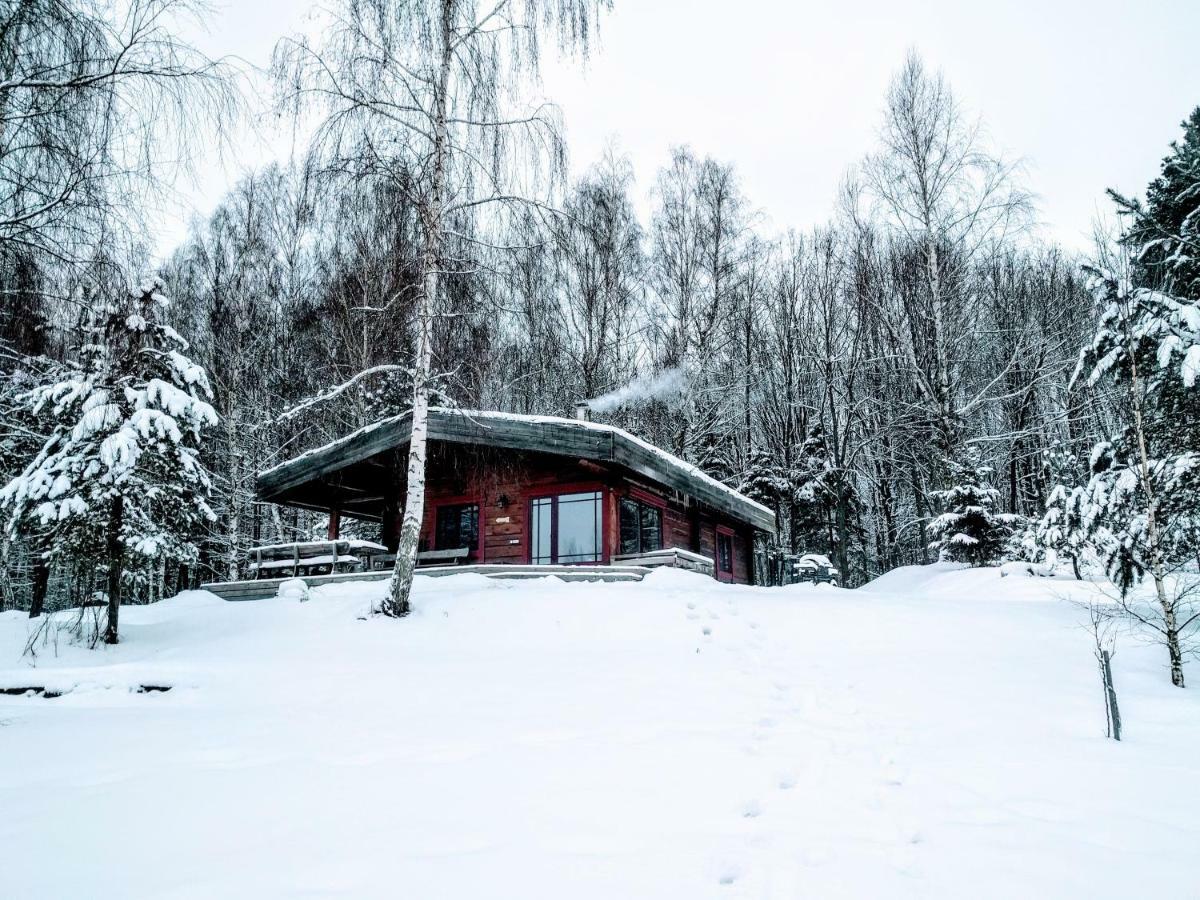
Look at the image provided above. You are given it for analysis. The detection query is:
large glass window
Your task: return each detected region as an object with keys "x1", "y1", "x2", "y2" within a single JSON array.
[
  {"x1": 619, "y1": 497, "x2": 663, "y2": 555},
  {"x1": 436, "y1": 502, "x2": 479, "y2": 554},
  {"x1": 530, "y1": 491, "x2": 603, "y2": 564}
]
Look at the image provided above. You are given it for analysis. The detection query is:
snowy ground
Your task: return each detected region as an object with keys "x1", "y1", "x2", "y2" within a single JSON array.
[{"x1": 1, "y1": 564, "x2": 1197, "y2": 899}]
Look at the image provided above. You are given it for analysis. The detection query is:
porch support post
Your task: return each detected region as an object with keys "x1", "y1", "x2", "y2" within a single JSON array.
[{"x1": 328, "y1": 510, "x2": 340, "y2": 540}]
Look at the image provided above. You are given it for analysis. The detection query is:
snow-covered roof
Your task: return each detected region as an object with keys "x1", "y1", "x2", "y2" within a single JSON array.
[{"x1": 259, "y1": 408, "x2": 776, "y2": 533}]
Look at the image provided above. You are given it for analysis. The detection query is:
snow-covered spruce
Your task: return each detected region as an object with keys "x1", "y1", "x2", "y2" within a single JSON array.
[
  {"x1": 1024, "y1": 441, "x2": 1092, "y2": 579},
  {"x1": 0, "y1": 278, "x2": 218, "y2": 643},
  {"x1": 928, "y1": 449, "x2": 1021, "y2": 567}
]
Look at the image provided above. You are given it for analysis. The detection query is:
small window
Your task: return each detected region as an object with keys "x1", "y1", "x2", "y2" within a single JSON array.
[
  {"x1": 436, "y1": 502, "x2": 479, "y2": 554},
  {"x1": 619, "y1": 496, "x2": 663, "y2": 555},
  {"x1": 717, "y1": 531, "x2": 734, "y2": 574}
]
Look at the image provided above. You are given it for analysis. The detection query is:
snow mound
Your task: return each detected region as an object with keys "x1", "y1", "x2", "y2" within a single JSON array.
[{"x1": 276, "y1": 577, "x2": 310, "y2": 602}]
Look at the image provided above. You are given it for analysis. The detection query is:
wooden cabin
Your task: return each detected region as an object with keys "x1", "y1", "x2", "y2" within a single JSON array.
[{"x1": 256, "y1": 408, "x2": 776, "y2": 584}]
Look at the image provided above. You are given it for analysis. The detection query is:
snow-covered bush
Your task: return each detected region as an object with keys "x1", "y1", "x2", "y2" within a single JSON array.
[{"x1": 0, "y1": 278, "x2": 218, "y2": 643}]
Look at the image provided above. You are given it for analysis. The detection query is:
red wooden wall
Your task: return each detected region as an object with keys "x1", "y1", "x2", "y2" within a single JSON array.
[{"x1": 377, "y1": 446, "x2": 757, "y2": 584}]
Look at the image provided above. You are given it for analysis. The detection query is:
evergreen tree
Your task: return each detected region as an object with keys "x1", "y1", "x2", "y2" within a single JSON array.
[
  {"x1": 1110, "y1": 106, "x2": 1200, "y2": 297},
  {"x1": 0, "y1": 278, "x2": 218, "y2": 643},
  {"x1": 789, "y1": 425, "x2": 840, "y2": 554},
  {"x1": 1072, "y1": 109, "x2": 1200, "y2": 686},
  {"x1": 739, "y1": 446, "x2": 787, "y2": 512},
  {"x1": 1028, "y1": 441, "x2": 1089, "y2": 579},
  {"x1": 1074, "y1": 270, "x2": 1199, "y2": 686},
  {"x1": 929, "y1": 448, "x2": 1020, "y2": 566}
]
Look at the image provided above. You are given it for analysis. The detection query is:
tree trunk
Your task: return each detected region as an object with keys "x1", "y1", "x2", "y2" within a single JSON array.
[
  {"x1": 926, "y1": 237, "x2": 956, "y2": 461},
  {"x1": 1128, "y1": 351, "x2": 1183, "y2": 687},
  {"x1": 104, "y1": 496, "x2": 124, "y2": 645},
  {"x1": 382, "y1": 0, "x2": 455, "y2": 618},
  {"x1": 226, "y1": 406, "x2": 241, "y2": 582},
  {"x1": 834, "y1": 484, "x2": 851, "y2": 586},
  {"x1": 29, "y1": 557, "x2": 49, "y2": 618},
  {"x1": 1165, "y1": 619, "x2": 1185, "y2": 689},
  {"x1": 912, "y1": 470, "x2": 931, "y2": 565}
]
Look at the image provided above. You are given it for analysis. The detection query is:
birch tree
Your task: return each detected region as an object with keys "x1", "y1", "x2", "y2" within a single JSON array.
[
  {"x1": 861, "y1": 51, "x2": 1029, "y2": 461},
  {"x1": 275, "y1": 0, "x2": 609, "y2": 617}
]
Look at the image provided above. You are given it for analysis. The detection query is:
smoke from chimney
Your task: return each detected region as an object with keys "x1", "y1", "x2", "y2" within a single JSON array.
[{"x1": 584, "y1": 367, "x2": 688, "y2": 414}]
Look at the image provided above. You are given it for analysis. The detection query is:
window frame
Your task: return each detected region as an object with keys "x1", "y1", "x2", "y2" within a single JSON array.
[
  {"x1": 715, "y1": 525, "x2": 735, "y2": 580},
  {"x1": 618, "y1": 490, "x2": 665, "y2": 557},
  {"x1": 431, "y1": 496, "x2": 483, "y2": 560},
  {"x1": 525, "y1": 483, "x2": 609, "y2": 566}
]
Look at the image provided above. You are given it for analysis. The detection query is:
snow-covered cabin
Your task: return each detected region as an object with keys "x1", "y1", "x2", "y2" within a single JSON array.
[{"x1": 257, "y1": 408, "x2": 775, "y2": 584}]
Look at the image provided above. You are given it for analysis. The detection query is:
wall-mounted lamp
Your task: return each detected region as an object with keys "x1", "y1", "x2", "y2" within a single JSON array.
[{"x1": 497, "y1": 493, "x2": 511, "y2": 509}]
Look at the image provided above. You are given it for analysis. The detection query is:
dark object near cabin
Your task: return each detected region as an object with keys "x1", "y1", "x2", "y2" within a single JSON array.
[
  {"x1": 795, "y1": 554, "x2": 839, "y2": 585},
  {"x1": 256, "y1": 409, "x2": 776, "y2": 584}
]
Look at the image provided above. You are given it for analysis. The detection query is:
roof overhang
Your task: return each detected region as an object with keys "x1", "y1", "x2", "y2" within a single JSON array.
[{"x1": 258, "y1": 408, "x2": 777, "y2": 534}]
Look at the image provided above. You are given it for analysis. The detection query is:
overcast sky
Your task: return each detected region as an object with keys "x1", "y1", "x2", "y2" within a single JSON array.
[{"x1": 163, "y1": 0, "x2": 1200, "y2": 258}]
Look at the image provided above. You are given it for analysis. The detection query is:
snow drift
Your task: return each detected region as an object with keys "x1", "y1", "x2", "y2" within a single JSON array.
[{"x1": 0, "y1": 565, "x2": 1197, "y2": 899}]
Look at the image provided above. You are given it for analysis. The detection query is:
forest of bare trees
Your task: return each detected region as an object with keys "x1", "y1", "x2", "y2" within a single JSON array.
[{"x1": 0, "y1": 0, "x2": 1196, "y2": 677}]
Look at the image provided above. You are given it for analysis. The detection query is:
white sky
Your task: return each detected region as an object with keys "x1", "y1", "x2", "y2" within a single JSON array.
[{"x1": 162, "y1": 0, "x2": 1200, "y2": 258}]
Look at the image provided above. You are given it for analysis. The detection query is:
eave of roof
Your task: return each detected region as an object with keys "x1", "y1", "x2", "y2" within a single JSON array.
[{"x1": 258, "y1": 408, "x2": 777, "y2": 533}]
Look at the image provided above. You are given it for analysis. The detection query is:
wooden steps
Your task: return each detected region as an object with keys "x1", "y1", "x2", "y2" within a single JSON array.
[
  {"x1": 201, "y1": 564, "x2": 652, "y2": 601},
  {"x1": 612, "y1": 547, "x2": 715, "y2": 577}
]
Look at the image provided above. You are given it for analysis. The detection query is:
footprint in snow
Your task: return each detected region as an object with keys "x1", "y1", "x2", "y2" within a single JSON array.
[
  {"x1": 717, "y1": 864, "x2": 742, "y2": 886},
  {"x1": 890, "y1": 845, "x2": 921, "y2": 877},
  {"x1": 883, "y1": 756, "x2": 906, "y2": 786},
  {"x1": 742, "y1": 799, "x2": 762, "y2": 818},
  {"x1": 702, "y1": 626, "x2": 712, "y2": 636},
  {"x1": 777, "y1": 773, "x2": 797, "y2": 791}
]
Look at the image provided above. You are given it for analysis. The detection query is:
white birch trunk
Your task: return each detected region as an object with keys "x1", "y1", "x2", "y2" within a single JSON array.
[
  {"x1": 1128, "y1": 352, "x2": 1185, "y2": 687},
  {"x1": 225, "y1": 404, "x2": 241, "y2": 583},
  {"x1": 381, "y1": 0, "x2": 455, "y2": 617}
]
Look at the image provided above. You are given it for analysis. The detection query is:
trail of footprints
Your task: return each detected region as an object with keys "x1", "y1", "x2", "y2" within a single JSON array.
[{"x1": 685, "y1": 596, "x2": 921, "y2": 889}]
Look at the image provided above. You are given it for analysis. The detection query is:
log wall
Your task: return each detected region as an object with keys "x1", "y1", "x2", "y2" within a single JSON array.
[{"x1": 377, "y1": 447, "x2": 757, "y2": 584}]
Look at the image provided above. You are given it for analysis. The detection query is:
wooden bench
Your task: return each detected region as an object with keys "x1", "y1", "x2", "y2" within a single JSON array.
[
  {"x1": 367, "y1": 548, "x2": 472, "y2": 570},
  {"x1": 417, "y1": 548, "x2": 471, "y2": 565}
]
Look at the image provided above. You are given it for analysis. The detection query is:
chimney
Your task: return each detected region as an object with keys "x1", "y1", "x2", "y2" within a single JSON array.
[{"x1": 574, "y1": 401, "x2": 591, "y2": 422}]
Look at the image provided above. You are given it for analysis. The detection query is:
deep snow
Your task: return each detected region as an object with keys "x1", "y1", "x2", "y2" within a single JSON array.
[{"x1": 1, "y1": 565, "x2": 1197, "y2": 899}]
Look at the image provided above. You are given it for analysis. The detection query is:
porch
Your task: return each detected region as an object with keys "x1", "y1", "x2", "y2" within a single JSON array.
[{"x1": 201, "y1": 547, "x2": 716, "y2": 601}]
